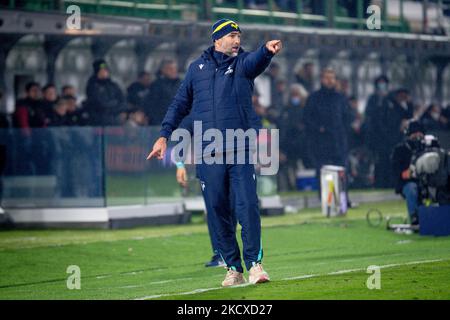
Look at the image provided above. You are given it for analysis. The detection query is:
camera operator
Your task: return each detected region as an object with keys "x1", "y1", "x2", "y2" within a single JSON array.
[{"x1": 391, "y1": 120, "x2": 425, "y2": 225}]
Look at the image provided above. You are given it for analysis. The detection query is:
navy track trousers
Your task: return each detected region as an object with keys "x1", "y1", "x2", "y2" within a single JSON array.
[
  {"x1": 197, "y1": 162, "x2": 262, "y2": 273},
  {"x1": 205, "y1": 190, "x2": 237, "y2": 256}
]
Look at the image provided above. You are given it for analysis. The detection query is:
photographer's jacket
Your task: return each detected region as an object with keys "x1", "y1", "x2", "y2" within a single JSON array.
[
  {"x1": 160, "y1": 45, "x2": 273, "y2": 143},
  {"x1": 391, "y1": 141, "x2": 415, "y2": 193}
]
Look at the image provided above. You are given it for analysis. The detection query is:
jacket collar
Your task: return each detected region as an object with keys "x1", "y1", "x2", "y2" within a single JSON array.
[{"x1": 202, "y1": 46, "x2": 244, "y2": 68}]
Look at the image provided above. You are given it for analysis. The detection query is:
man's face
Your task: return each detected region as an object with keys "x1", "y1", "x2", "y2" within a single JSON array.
[
  {"x1": 396, "y1": 91, "x2": 410, "y2": 103},
  {"x1": 376, "y1": 80, "x2": 388, "y2": 95},
  {"x1": 321, "y1": 71, "x2": 337, "y2": 89},
  {"x1": 97, "y1": 68, "x2": 110, "y2": 80},
  {"x1": 131, "y1": 110, "x2": 148, "y2": 125},
  {"x1": 55, "y1": 103, "x2": 67, "y2": 116},
  {"x1": 162, "y1": 63, "x2": 178, "y2": 80},
  {"x1": 140, "y1": 74, "x2": 151, "y2": 86},
  {"x1": 44, "y1": 87, "x2": 57, "y2": 102},
  {"x1": 304, "y1": 64, "x2": 313, "y2": 77},
  {"x1": 409, "y1": 132, "x2": 424, "y2": 140},
  {"x1": 215, "y1": 31, "x2": 241, "y2": 57},
  {"x1": 28, "y1": 85, "x2": 41, "y2": 100},
  {"x1": 63, "y1": 86, "x2": 76, "y2": 97},
  {"x1": 290, "y1": 88, "x2": 301, "y2": 99},
  {"x1": 270, "y1": 65, "x2": 280, "y2": 78},
  {"x1": 66, "y1": 99, "x2": 77, "y2": 112}
]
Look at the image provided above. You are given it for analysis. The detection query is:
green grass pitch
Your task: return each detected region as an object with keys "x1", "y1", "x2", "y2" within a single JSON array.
[{"x1": 0, "y1": 200, "x2": 449, "y2": 300}]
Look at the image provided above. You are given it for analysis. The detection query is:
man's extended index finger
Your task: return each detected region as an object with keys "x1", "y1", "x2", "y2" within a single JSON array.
[{"x1": 147, "y1": 149, "x2": 158, "y2": 160}]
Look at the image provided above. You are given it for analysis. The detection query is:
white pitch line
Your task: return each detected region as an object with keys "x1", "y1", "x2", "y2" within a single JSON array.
[
  {"x1": 134, "y1": 258, "x2": 446, "y2": 300},
  {"x1": 283, "y1": 274, "x2": 317, "y2": 281},
  {"x1": 135, "y1": 283, "x2": 252, "y2": 300},
  {"x1": 327, "y1": 268, "x2": 364, "y2": 275}
]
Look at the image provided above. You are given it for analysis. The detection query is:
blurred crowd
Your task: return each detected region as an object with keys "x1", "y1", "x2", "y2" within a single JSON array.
[
  {"x1": 249, "y1": 62, "x2": 450, "y2": 191},
  {"x1": 1, "y1": 57, "x2": 450, "y2": 191},
  {"x1": 0, "y1": 58, "x2": 181, "y2": 130},
  {"x1": 255, "y1": 63, "x2": 450, "y2": 190}
]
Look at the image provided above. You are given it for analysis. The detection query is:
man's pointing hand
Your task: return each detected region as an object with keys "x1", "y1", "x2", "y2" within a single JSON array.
[
  {"x1": 266, "y1": 40, "x2": 282, "y2": 55},
  {"x1": 146, "y1": 137, "x2": 167, "y2": 160}
]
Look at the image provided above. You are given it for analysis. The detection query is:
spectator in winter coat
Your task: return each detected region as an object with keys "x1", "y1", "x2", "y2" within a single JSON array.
[
  {"x1": 304, "y1": 68, "x2": 349, "y2": 177},
  {"x1": 295, "y1": 62, "x2": 315, "y2": 94},
  {"x1": 420, "y1": 103, "x2": 449, "y2": 132},
  {"x1": 278, "y1": 83, "x2": 309, "y2": 191},
  {"x1": 85, "y1": 59, "x2": 126, "y2": 126},
  {"x1": 41, "y1": 83, "x2": 58, "y2": 117},
  {"x1": 47, "y1": 98, "x2": 68, "y2": 127},
  {"x1": 145, "y1": 60, "x2": 181, "y2": 125},
  {"x1": 13, "y1": 82, "x2": 47, "y2": 131},
  {"x1": 364, "y1": 75, "x2": 390, "y2": 187},
  {"x1": 127, "y1": 71, "x2": 152, "y2": 110}
]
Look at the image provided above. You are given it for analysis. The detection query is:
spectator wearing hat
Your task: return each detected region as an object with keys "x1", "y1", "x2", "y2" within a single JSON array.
[{"x1": 85, "y1": 59, "x2": 126, "y2": 126}]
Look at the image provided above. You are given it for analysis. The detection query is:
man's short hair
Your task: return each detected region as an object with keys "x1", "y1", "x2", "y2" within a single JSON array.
[
  {"x1": 160, "y1": 59, "x2": 176, "y2": 68},
  {"x1": 62, "y1": 85, "x2": 74, "y2": 91},
  {"x1": 395, "y1": 88, "x2": 410, "y2": 95},
  {"x1": 290, "y1": 83, "x2": 308, "y2": 98},
  {"x1": 55, "y1": 98, "x2": 68, "y2": 108},
  {"x1": 62, "y1": 94, "x2": 76, "y2": 101},
  {"x1": 25, "y1": 81, "x2": 40, "y2": 92},
  {"x1": 374, "y1": 75, "x2": 389, "y2": 85},
  {"x1": 42, "y1": 83, "x2": 56, "y2": 92},
  {"x1": 321, "y1": 67, "x2": 336, "y2": 77},
  {"x1": 138, "y1": 71, "x2": 150, "y2": 79}
]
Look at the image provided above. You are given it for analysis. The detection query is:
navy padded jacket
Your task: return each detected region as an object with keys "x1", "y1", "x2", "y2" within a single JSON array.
[{"x1": 160, "y1": 44, "x2": 274, "y2": 142}]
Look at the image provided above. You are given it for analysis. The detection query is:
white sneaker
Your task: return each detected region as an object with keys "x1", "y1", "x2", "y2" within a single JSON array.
[
  {"x1": 249, "y1": 263, "x2": 270, "y2": 284},
  {"x1": 222, "y1": 268, "x2": 246, "y2": 287}
]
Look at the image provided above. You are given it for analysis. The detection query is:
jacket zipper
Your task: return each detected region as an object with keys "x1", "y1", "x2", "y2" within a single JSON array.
[{"x1": 212, "y1": 66, "x2": 218, "y2": 128}]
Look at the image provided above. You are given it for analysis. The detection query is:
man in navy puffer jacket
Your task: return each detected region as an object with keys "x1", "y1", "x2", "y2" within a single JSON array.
[{"x1": 147, "y1": 19, "x2": 282, "y2": 286}]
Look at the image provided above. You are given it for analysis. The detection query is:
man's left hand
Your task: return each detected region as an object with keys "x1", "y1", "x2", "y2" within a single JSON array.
[
  {"x1": 176, "y1": 167, "x2": 188, "y2": 188},
  {"x1": 266, "y1": 40, "x2": 282, "y2": 55}
]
